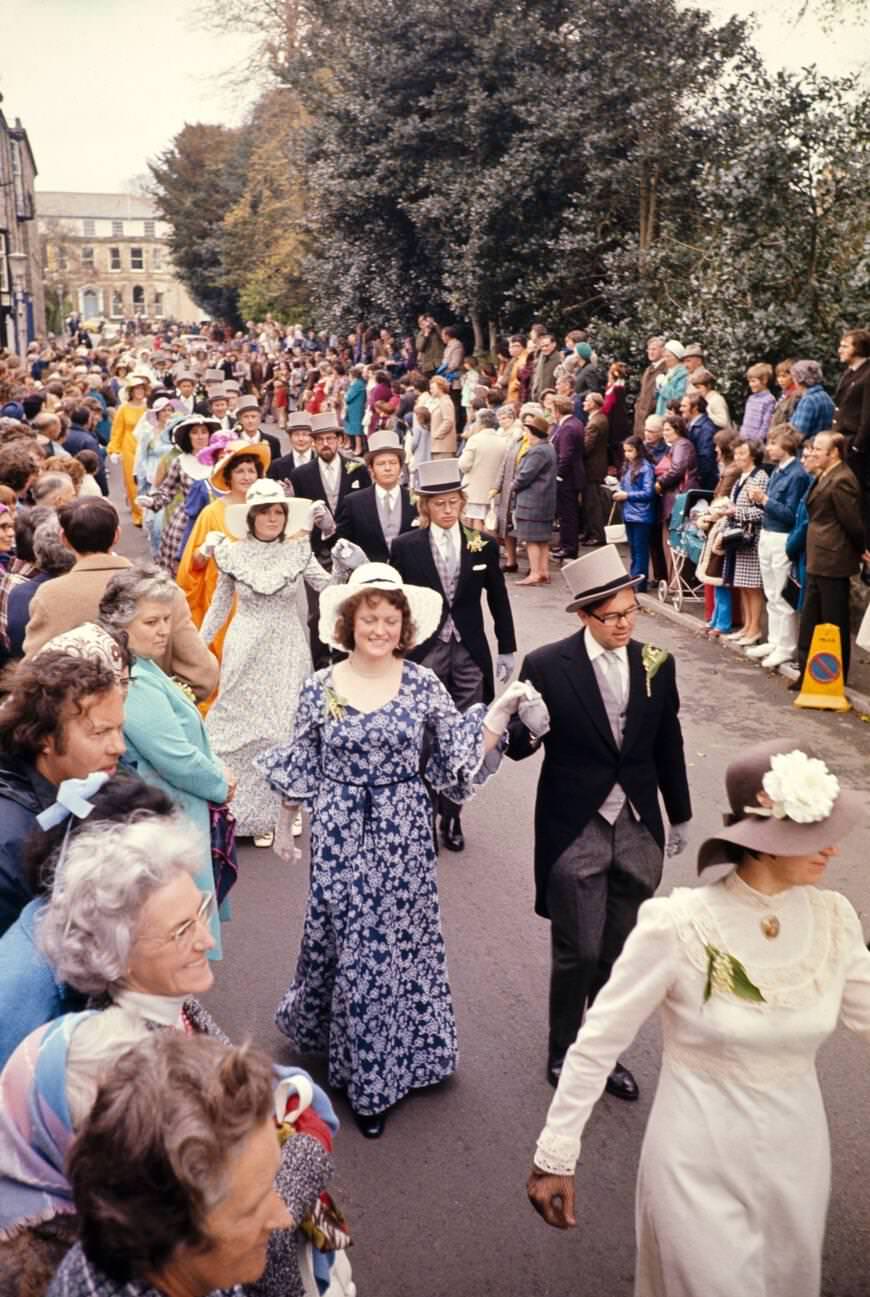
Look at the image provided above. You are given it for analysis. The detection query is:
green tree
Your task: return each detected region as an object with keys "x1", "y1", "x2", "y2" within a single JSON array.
[{"x1": 148, "y1": 123, "x2": 249, "y2": 323}]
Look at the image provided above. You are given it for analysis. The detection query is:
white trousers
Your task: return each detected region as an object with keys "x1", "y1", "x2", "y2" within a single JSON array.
[{"x1": 758, "y1": 529, "x2": 797, "y2": 654}]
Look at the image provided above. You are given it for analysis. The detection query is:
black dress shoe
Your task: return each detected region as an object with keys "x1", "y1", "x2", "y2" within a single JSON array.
[
  {"x1": 786, "y1": 678, "x2": 801, "y2": 692},
  {"x1": 351, "y1": 1107, "x2": 387, "y2": 1138},
  {"x1": 501, "y1": 563, "x2": 519, "y2": 573},
  {"x1": 441, "y1": 815, "x2": 465, "y2": 852},
  {"x1": 605, "y1": 1061, "x2": 639, "y2": 1102},
  {"x1": 546, "y1": 1057, "x2": 565, "y2": 1088},
  {"x1": 550, "y1": 549, "x2": 577, "y2": 561}
]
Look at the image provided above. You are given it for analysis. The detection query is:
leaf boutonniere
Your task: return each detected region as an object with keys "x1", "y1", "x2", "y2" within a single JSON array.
[
  {"x1": 323, "y1": 685, "x2": 349, "y2": 723},
  {"x1": 641, "y1": 643, "x2": 669, "y2": 698},
  {"x1": 703, "y1": 944, "x2": 765, "y2": 1005},
  {"x1": 462, "y1": 525, "x2": 484, "y2": 554},
  {"x1": 170, "y1": 676, "x2": 198, "y2": 707}
]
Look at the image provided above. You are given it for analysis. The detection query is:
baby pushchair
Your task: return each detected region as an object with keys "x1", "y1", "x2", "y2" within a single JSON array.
[{"x1": 658, "y1": 488, "x2": 714, "y2": 612}]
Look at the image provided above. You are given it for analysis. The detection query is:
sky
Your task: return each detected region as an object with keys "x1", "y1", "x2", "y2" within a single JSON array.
[{"x1": 0, "y1": 0, "x2": 865, "y2": 195}]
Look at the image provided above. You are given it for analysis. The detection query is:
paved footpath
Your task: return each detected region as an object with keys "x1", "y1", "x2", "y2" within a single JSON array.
[{"x1": 117, "y1": 473, "x2": 870, "y2": 1297}]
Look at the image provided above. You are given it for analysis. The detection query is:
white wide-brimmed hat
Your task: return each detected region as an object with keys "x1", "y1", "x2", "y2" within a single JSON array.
[
  {"x1": 225, "y1": 479, "x2": 313, "y2": 540},
  {"x1": 318, "y1": 562, "x2": 443, "y2": 652}
]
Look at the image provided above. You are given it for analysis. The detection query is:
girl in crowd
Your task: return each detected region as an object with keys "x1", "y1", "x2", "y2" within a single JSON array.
[
  {"x1": 722, "y1": 438, "x2": 769, "y2": 648},
  {"x1": 612, "y1": 435, "x2": 656, "y2": 591},
  {"x1": 137, "y1": 415, "x2": 219, "y2": 576}
]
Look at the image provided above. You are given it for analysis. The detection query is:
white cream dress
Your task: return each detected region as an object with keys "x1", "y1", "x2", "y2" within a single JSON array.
[{"x1": 534, "y1": 871, "x2": 870, "y2": 1297}]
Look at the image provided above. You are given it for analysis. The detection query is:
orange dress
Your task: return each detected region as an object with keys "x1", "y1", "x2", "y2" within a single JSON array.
[{"x1": 108, "y1": 402, "x2": 146, "y2": 524}]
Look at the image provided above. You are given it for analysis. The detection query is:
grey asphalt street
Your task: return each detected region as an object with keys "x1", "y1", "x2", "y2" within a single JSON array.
[{"x1": 116, "y1": 466, "x2": 870, "y2": 1297}]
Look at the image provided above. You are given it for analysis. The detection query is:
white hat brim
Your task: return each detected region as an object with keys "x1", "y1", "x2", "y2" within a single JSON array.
[{"x1": 318, "y1": 580, "x2": 443, "y2": 652}]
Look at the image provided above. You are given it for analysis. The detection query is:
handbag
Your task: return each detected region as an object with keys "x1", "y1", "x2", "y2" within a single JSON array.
[
  {"x1": 208, "y1": 802, "x2": 238, "y2": 904},
  {"x1": 782, "y1": 570, "x2": 802, "y2": 610},
  {"x1": 604, "y1": 499, "x2": 627, "y2": 546}
]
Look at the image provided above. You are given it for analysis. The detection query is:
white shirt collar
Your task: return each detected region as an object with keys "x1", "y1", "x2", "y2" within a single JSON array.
[
  {"x1": 433, "y1": 521, "x2": 460, "y2": 549},
  {"x1": 584, "y1": 628, "x2": 628, "y2": 668},
  {"x1": 240, "y1": 430, "x2": 261, "y2": 444},
  {"x1": 376, "y1": 484, "x2": 398, "y2": 504}
]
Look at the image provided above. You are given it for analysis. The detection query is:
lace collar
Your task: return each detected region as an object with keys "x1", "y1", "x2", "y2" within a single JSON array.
[
  {"x1": 723, "y1": 869, "x2": 794, "y2": 913},
  {"x1": 217, "y1": 535, "x2": 313, "y2": 594}
]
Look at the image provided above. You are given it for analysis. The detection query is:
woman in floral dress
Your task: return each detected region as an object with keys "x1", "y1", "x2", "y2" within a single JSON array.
[
  {"x1": 257, "y1": 563, "x2": 538, "y2": 1137},
  {"x1": 529, "y1": 740, "x2": 867, "y2": 1297},
  {"x1": 200, "y1": 481, "x2": 343, "y2": 847}
]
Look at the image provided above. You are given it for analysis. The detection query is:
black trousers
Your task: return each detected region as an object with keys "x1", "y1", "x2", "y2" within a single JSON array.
[
  {"x1": 648, "y1": 501, "x2": 668, "y2": 583},
  {"x1": 421, "y1": 637, "x2": 484, "y2": 820},
  {"x1": 847, "y1": 445, "x2": 870, "y2": 548},
  {"x1": 545, "y1": 806, "x2": 662, "y2": 1065},
  {"x1": 797, "y1": 573, "x2": 853, "y2": 682},
  {"x1": 557, "y1": 479, "x2": 582, "y2": 556},
  {"x1": 581, "y1": 482, "x2": 607, "y2": 545}
]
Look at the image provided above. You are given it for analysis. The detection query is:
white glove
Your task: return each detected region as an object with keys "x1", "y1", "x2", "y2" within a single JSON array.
[
  {"x1": 312, "y1": 501, "x2": 336, "y2": 539},
  {"x1": 517, "y1": 685, "x2": 550, "y2": 739},
  {"x1": 483, "y1": 680, "x2": 539, "y2": 735},
  {"x1": 197, "y1": 530, "x2": 225, "y2": 560},
  {"x1": 135, "y1": 495, "x2": 154, "y2": 510},
  {"x1": 109, "y1": 453, "x2": 121, "y2": 464},
  {"x1": 495, "y1": 653, "x2": 516, "y2": 684},
  {"x1": 332, "y1": 538, "x2": 367, "y2": 576},
  {"x1": 666, "y1": 822, "x2": 690, "y2": 858}
]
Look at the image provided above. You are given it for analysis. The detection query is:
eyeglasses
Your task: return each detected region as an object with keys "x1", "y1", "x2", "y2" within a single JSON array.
[
  {"x1": 140, "y1": 891, "x2": 216, "y2": 952},
  {"x1": 588, "y1": 604, "x2": 641, "y2": 626}
]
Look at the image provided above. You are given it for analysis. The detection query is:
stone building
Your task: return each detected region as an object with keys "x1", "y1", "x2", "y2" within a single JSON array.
[
  {"x1": 37, "y1": 192, "x2": 202, "y2": 331},
  {"x1": 0, "y1": 97, "x2": 44, "y2": 353}
]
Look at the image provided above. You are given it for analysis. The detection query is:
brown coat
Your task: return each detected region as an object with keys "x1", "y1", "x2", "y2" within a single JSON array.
[
  {"x1": 430, "y1": 394, "x2": 457, "y2": 455},
  {"x1": 805, "y1": 462, "x2": 864, "y2": 578},
  {"x1": 22, "y1": 554, "x2": 219, "y2": 700},
  {"x1": 633, "y1": 360, "x2": 666, "y2": 434},
  {"x1": 583, "y1": 411, "x2": 610, "y2": 484}
]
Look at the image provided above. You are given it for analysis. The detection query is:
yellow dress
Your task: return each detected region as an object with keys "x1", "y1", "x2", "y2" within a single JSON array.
[{"x1": 108, "y1": 402, "x2": 146, "y2": 525}]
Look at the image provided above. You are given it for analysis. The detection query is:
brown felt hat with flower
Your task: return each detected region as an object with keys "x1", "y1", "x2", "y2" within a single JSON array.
[{"x1": 697, "y1": 740, "x2": 864, "y2": 871}]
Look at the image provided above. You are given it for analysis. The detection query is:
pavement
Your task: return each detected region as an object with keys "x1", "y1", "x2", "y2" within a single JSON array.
[{"x1": 114, "y1": 456, "x2": 870, "y2": 1297}]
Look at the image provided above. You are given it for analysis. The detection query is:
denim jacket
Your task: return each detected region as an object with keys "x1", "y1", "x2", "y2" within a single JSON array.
[
  {"x1": 762, "y1": 457, "x2": 811, "y2": 534},
  {"x1": 619, "y1": 460, "x2": 657, "y2": 523}
]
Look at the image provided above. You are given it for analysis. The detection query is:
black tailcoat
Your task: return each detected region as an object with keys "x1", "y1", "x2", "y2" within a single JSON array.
[
  {"x1": 335, "y1": 484, "x2": 417, "y2": 562},
  {"x1": 507, "y1": 630, "x2": 691, "y2": 916}
]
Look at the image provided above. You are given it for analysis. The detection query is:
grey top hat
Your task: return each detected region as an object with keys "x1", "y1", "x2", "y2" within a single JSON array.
[
  {"x1": 415, "y1": 459, "x2": 462, "y2": 495},
  {"x1": 234, "y1": 396, "x2": 260, "y2": 415},
  {"x1": 697, "y1": 740, "x2": 863, "y2": 871},
  {"x1": 311, "y1": 411, "x2": 343, "y2": 437},
  {"x1": 287, "y1": 410, "x2": 313, "y2": 433},
  {"x1": 175, "y1": 370, "x2": 197, "y2": 384},
  {"x1": 223, "y1": 380, "x2": 241, "y2": 394},
  {"x1": 366, "y1": 429, "x2": 405, "y2": 461},
  {"x1": 208, "y1": 385, "x2": 229, "y2": 402},
  {"x1": 204, "y1": 368, "x2": 226, "y2": 384},
  {"x1": 561, "y1": 545, "x2": 642, "y2": 613}
]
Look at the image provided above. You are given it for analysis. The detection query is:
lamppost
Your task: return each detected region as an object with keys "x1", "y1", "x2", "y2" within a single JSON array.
[{"x1": 6, "y1": 250, "x2": 28, "y2": 359}]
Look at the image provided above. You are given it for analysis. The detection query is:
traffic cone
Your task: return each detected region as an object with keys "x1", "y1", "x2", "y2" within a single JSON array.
[{"x1": 793, "y1": 623, "x2": 851, "y2": 712}]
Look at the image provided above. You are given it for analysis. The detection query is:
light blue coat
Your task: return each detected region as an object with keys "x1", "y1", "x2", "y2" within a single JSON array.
[{"x1": 122, "y1": 658, "x2": 229, "y2": 956}]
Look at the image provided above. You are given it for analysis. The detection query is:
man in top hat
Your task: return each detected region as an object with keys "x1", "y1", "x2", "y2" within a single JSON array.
[
  {"x1": 506, "y1": 544, "x2": 691, "y2": 1098},
  {"x1": 232, "y1": 395, "x2": 281, "y2": 462},
  {"x1": 335, "y1": 429, "x2": 417, "y2": 562},
  {"x1": 173, "y1": 371, "x2": 199, "y2": 417},
  {"x1": 390, "y1": 458, "x2": 516, "y2": 852},
  {"x1": 202, "y1": 384, "x2": 234, "y2": 432},
  {"x1": 289, "y1": 412, "x2": 370, "y2": 559},
  {"x1": 268, "y1": 411, "x2": 316, "y2": 481}
]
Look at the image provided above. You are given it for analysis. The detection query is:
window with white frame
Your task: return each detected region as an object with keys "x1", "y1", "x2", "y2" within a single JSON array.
[
  {"x1": 82, "y1": 219, "x2": 95, "y2": 237},
  {"x1": 130, "y1": 247, "x2": 144, "y2": 271},
  {"x1": 144, "y1": 219, "x2": 155, "y2": 238},
  {"x1": 110, "y1": 247, "x2": 121, "y2": 271},
  {"x1": 152, "y1": 245, "x2": 163, "y2": 270},
  {"x1": 112, "y1": 219, "x2": 123, "y2": 237},
  {"x1": 153, "y1": 291, "x2": 164, "y2": 318},
  {"x1": 81, "y1": 245, "x2": 95, "y2": 268},
  {"x1": 111, "y1": 289, "x2": 124, "y2": 317}
]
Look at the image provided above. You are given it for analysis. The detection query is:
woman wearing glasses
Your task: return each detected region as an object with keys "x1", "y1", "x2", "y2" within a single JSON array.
[
  {"x1": 506, "y1": 545, "x2": 692, "y2": 1104},
  {"x1": 0, "y1": 804, "x2": 345, "y2": 1297}
]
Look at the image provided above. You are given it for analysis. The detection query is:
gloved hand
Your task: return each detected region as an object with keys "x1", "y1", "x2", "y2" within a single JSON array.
[
  {"x1": 495, "y1": 653, "x2": 516, "y2": 684},
  {"x1": 135, "y1": 495, "x2": 154, "y2": 511},
  {"x1": 109, "y1": 453, "x2": 121, "y2": 464},
  {"x1": 312, "y1": 501, "x2": 336, "y2": 539},
  {"x1": 484, "y1": 680, "x2": 540, "y2": 736},
  {"x1": 332, "y1": 538, "x2": 367, "y2": 576},
  {"x1": 666, "y1": 822, "x2": 690, "y2": 858},
  {"x1": 197, "y1": 530, "x2": 225, "y2": 561},
  {"x1": 518, "y1": 685, "x2": 550, "y2": 739}
]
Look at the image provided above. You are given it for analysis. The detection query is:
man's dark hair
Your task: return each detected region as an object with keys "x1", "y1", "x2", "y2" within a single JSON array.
[
  {"x1": 57, "y1": 497, "x2": 119, "y2": 554},
  {"x1": 844, "y1": 329, "x2": 870, "y2": 359},
  {"x1": 67, "y1": 404, "x2": 93, "y2": 428},
  {"x1": 22, "y1": 393, "x2": 45, "y2": 420},
  {"x1": 0, "y1": 653, "x2": 118, "y2": 762},
  {"x1": 14, "y1": 505, "x2": 54, "y2": 564},
  {"x1": 0, "y1": 442, "x2": 38, "y2": 493}
]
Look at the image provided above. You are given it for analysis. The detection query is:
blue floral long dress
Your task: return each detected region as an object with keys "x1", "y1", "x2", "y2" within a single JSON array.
[{"x1": 257, "y1": 659, "x2": 497, "y2": 1116}]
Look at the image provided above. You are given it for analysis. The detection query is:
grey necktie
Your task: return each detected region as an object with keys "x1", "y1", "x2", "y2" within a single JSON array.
[{"x1": 381, "y1": 491, "x2": 399, "y2": 548}]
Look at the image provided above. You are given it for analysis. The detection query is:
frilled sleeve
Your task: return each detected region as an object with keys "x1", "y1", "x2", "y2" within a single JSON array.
[
  {"x1": 422, "y1": 670, "x2": 498, "y2": 802},
  {"x1": 201, "y1": 567, "x2": 236, "y2": 646},
  {"x1": 302, "y1": 548, "x2": 333, "y2": 593},
  {"x1": 255, "y1": 674, "x2": 324, "y2": 807},
  {"x1": 534, "y1": 897, "x2": 678, "y2": 1175}
]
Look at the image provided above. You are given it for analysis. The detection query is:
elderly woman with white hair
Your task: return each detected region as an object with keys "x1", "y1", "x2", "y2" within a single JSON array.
[
  {"x1": 99, "y1": 562, "x2": 234, "y2": 956},
  {"x1": 0, "y1": 813, "x2": 347, "y2": 1297}
]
